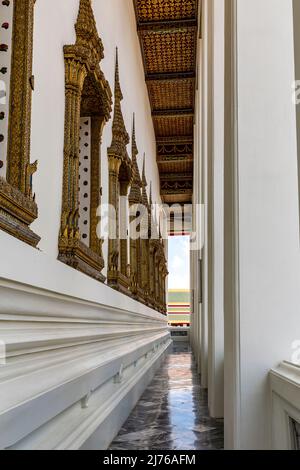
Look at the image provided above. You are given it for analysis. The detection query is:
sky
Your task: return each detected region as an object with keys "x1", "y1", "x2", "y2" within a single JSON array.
[{"x1": 167, "y1": 236, "x2": 190, "y2": 290}]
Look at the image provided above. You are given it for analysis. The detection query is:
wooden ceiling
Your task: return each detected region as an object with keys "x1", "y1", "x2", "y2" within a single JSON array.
[{"x1": 134, "y1": 0, "x2": 199, "y2": 205}]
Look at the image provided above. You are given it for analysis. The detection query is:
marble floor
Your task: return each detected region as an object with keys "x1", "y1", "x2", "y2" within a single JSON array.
[{"x1": 109, "y1": 343, "x2": 224, "y2": 450}]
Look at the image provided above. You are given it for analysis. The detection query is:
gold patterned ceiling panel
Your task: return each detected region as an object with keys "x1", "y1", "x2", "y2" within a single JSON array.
[
  {"x1": 140, "y1": 29, "x2": 196, "y2": 74},
  {"x1": 148, "y1": 79, "x2": 194, "y2": 111},
  {"x1": 153, "y1": 115, "x2": 193, "y2": 138},
  {"x1": 134, "y1": 0, "x2": 199, "y2": 205},
  {"x1": 136, "y1": 0, "x2": 197, "y2": 22}
]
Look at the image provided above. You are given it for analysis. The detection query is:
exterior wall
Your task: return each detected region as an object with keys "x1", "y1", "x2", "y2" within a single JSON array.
[
  {"x1": 191, "y1": 0, "x2": 300, "y2": 449},
  {"x1": 0, "y1": 0, "x2": 168, "y2": 450},
  {"x1": 190, "y1": 71, "x2": 202, "y2": 371},
  {"x1": 191, "y1": 0, "x2": 224, "y2": 417},
  {"x1": 199, "y1": 1, "x2": 209, "y2": 388},
  {"x1": 206, "y1": 0, "x2": 225, "y2": 419},
  {"x1": 190, "y1": 0, "x2": 202, "y2": 374},
  {"x1": 293, "y1": 0, "x2": 300, "y2": 224},
  {"x1": 224, "y1": 0, "x2": 300, "y2": 449}
]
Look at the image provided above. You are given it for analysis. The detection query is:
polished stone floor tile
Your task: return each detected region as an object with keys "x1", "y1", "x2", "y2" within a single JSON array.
[{"x1": 109, "y1": 343, "x2": 224, "y2": 450}]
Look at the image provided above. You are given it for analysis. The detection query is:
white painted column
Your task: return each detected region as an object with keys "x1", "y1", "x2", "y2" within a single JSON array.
[
  {"x1": 206, "y1": 0, "x2": 225, "y2": 419},
  {"x1": 200, "y1": 1, "x2": 209, "y2": 388},
  {"x1": 224, "y1": 0, "x2": 300, "y2": 449},
  {"x1": 190, "y1": 38, "x2": 202, "y2": 373},
  {"x1": 293, "y1": 0, "x2": 300, "y2": 224}
]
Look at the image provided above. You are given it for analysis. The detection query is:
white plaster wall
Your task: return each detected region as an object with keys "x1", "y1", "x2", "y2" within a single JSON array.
[
  {"x1": 30, "y1": 0, "x2": 161, "y2": 278},
  {"x1": 192, "y1": 0, "x2": 224, "y2": 418},
  {"x1": 293, "y1": 0, "x2": 300, "y2": 226},
  {"x1": 190, "y1": 2, "x2": 202, "y2": 374},
  {"x1": 225, "y1": 0, "x2": 300, "y2": 449},
  {"x1": 190, "y1": 74, "x2": 201, "y2": 370},
  {"x1": 207, "y1": 0, "x2": 224, "y2": 419},
  {"x1": 200, "y1": 0, "x2": 209, "y2": 389}
]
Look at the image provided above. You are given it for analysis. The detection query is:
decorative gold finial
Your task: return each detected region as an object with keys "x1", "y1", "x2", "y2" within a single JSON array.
[
  {"x1": 129, "y1": 113, "x2": 142, "y2": 204},
  {"x1": 132, "y1": 113, "x2": 138, "y2": 157},
  {"x1": 149, "y1": 181, "x2": 153, "y2": 206},
  {"x1": 114, "y1": 47, "x2": 123, "y2": 101},
  {"x1": 142, "y1": 153, "x2": 147, "y2": 186},
  {"x1": 141, "y1": 153, "x2": 149, "y2": 207},
  {"x1": 75, "y1": 0, "x2": 104, "y2": 59},
  {"x1": 108, "y1": 47, "x2": 129, "y2": 154}
]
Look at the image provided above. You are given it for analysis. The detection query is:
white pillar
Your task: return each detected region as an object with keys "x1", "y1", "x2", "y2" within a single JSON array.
[
  {"x1": 206, "y1": 0, "x2": 225, "y2": 419},
  {"x1": 224, "y1": 0, "x2": 300, "y2": 449},
  {"x1": 200, "y1": 1, "x2": 209, "y2": 388},
  {"x1": 190, "y1": 34, "x2": 202, "y2": 371},
  {"x1": 293, "y1": 0, "x2": 300, "y2": 223}
]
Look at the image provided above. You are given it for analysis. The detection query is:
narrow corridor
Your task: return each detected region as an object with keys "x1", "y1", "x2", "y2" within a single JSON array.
[{"x1": 109, "y1": 344, "x2": 224, "y2": 450}]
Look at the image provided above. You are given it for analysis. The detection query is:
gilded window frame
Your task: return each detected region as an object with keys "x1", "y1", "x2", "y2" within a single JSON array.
[
  {"x1": 0, "y1": 0, "x2": 40, "y2": 247},
  {"x1": 58, "y1": 0, "x2": 112, "y2": 282}
]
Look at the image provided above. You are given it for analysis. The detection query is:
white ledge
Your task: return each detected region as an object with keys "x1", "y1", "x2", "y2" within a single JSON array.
[
  {"x1": 0, "y1": 230, "x2": 165, "y2": 320},
  {"x1": 270, "y1": 361, "x2": 300, "y2": 449}
]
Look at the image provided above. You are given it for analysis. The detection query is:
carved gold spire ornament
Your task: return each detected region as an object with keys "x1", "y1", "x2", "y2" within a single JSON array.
[
  {"x1": 128, "y1": 115, "x2": 143, "y2": 206},
  {"x1": 141, "y1": 154, "x2": 149, "y2": 210},
  {"x1": 0, "y1": 0, "x2": 40, "y2": 247},
  {"x1": 58, "y1": 0, "x2": 112, "y2": 282},
  {"x1": 107, "y1": 48, "x2": 132, "y2": 294},
  {"x1": 140, "y1": 154, "x2": 150, "y2": 299},
  {"x1": 146, "y1": 191, "x2": 168, "y2": 313},
  {"x1": 128, "y1": 114, "x2": 144, "y2": 300}
]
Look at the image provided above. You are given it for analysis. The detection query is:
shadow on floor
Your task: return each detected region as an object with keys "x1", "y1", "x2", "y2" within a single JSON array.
[{"x1": 109, "y1": 343, "x2": 224, "y2": 450}]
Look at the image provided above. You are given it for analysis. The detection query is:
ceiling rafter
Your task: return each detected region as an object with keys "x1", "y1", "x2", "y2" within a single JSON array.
[
  {"x1": 146, "y1": 71, "x2": 195, "y2": 81},
  {"x1": 133, "y1": 0, "x2": 199, "y2": 205},
  {"x1": 137, "y1": 18, "x2": 197, "y2": 32},
  {"x1": 152, "y1": 108, "x2": 194, "y2": 117}
]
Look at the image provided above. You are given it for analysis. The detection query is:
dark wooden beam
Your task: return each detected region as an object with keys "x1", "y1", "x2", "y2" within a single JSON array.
[
  {"x1": 160, "y1": 172, "x2": 193, "y2": 181},
  {"x1": 157, "y1": 156, "x2": 194, "y2": 163},
  {"x1": 146, "y1": 71, "x2": 196, "y2": 82},
  {"x1": 157, "y1": 136, "x2": 194, "y2": 144},
  {"x1": 152, "y1": 108, "x2": 194, "y2": 117},
  {"x1": 137, "y1": 18, "x2": 197, "y2": 32}
]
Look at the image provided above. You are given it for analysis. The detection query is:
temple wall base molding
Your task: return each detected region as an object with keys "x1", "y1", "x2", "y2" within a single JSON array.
[{"x1": 0, "y1": 231, "x2": 170, "y2": 450}]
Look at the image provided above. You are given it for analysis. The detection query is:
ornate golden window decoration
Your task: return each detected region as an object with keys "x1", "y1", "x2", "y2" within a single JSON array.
[
  {"x1": 128, "y1": 115, "x2": 144, "y2": 302},
  {"x1": 153, "y1": 238, "x2": 168, "y2": 314},
  {"x1": 148, "y1": 204, "x2": 168, "y2": 314},
  {"x1": 158, "y1": 238, "x2": 168, "y2": 314},
  {"x1": 58, "y1": 0, "x2": 112, "y2": 282},
  {"x1": 107, "y1": 50, "x2": 132, "y2": 294},
  {"x1": 0, "y1": 0, "x2": 40, "y2": 247}
]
